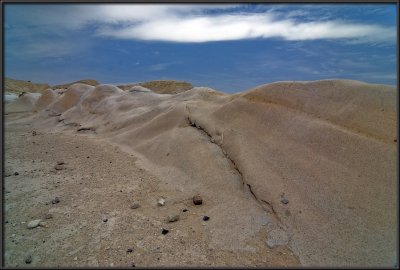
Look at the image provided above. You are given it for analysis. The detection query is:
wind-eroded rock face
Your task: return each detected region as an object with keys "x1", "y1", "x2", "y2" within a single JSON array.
[{"x1": 5, "y1": 79, "x2": 397, "y2": 267}]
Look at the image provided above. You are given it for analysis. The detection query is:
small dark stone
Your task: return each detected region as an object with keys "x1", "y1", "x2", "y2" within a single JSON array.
[
  {"x1": 394, "y1": 139, "x2": 397, "y2": 142},
  {"x1": 193, "y1": 195, "x2": 203, "y2": 205},
  {"x1": 127, "y1": 248, "x2": 133, "y2": 253},
  {"x1": 87, "y1": 156, "x2": 90, "y2": 158},
  {"x1": 54, "y1": 164, "x2": 64, "y2": 170},
  {"x1": 52, "y1": 197, "x2": 60, "y2": 204},
  {"x1": 161, "y1": 228, "x2": 169, "y2": 235},
  {"x1": 5, "y1": 220, "x2": 8, "y2": 223},
  {"x1": 203, "y1": 216, "x2": 210, "y2": 221},
  {"x1": 14, "y1": 172, "x2": 19, "y2": 176},
  {"x1": 57, "y1": 161, "x2": 65, "y2": 165},
  {"x1": 130, "y1": 203, "x2": 140, "y2": 209},
  {"x1": 280, "y1": 198, "x2": 289, "y2": 204},
  {"x1": 103, "y1": 218, "x2": 108, "y2": 222},
  {"x1": 25, "y1": 255, "x2": 32, "y2": 264},
  {"x1": 167, "y1": 215, "x2": 180, "y2": 223},
  {"x1": 131, "y1": 263, "x2": 135, "y2": 267},
  {"x1": 182, "y1": 209, "x2": 188, "y2": 212}
]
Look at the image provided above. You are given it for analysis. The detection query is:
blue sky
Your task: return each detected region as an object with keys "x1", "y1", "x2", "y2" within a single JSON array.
[{"x1": 4, "y1": 4, "x2": 397, "y2": 93}]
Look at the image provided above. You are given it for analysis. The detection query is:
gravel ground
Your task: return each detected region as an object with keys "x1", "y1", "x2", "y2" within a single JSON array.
[{"x1": 3, "y1": 113, "x2": 300, "y2": 267}]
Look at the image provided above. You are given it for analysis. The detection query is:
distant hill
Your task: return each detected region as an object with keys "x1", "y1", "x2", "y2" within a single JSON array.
[
  {"x1": 117, "y1": 80, "x2": 193, "y2": 94},
  {"x1": 4, "y1": 77, "x2": 50, "y2": 95},
  {"x1": 52, "y1": 79, "x2": 99, "y2": 89},
  {"x1": 4, "y1": 77, "x2": 100, "y2": 94}
]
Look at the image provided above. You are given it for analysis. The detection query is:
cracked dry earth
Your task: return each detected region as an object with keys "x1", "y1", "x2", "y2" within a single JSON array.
[{"x1": 3, "y1": 114, "x2": 300, "y2": 267}]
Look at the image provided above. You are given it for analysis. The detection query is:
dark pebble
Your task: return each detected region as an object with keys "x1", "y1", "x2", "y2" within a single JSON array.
[
  {"x1": 193, "y1": 195, "x2": 203, "y2": 205},
  {"x1": 127, "y1": 248, "x2": 133, "y2": 253},
  {"x1": 203, "y1": 216, "x2": 210, "y2": 221},
  {"x1": 182, "y1": 209, "x2": 188, "y2": 212},
  {"x1": 87, "y1": 156, "x2": 90, "y2": 158},
  {"x1": 130, "y1": 203, "x2": 140, "y2": 209},
  {"x1": 25, "y1": 255, "x2": 32, "y2": 264},
  {"x1": 161, "y1": 228, "x2": 169, "y2": 235},
  {"x1": 103, "y1": 218, "x2": 108, "y2": 222},
  {"x1": 131, "y1": 263, "x2": 135, "y2": 267},
  {"x1": 52, "y1": 197, "x2": 60, "y2": 204},
  {"x1": 54, "y1": 164, "x2": 64, "y2": 170},
  {"x1": 280, "y1": 198, "x2": 289, "y2": 204},
  {"x1": 14, "y1": 172, "x2": 19, "y2": 176}
]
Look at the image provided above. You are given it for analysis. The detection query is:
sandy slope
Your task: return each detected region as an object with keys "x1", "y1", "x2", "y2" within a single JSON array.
[
  {"x1": 4, "y1": 77, "x2": 50, "y2": 95},
  {"x1": 3, "y1": 79, "x2": 398, "y2": 267}
]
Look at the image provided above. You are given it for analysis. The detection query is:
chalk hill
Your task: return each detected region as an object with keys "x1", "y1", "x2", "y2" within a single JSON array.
[{"x1": 5, "y1": 79, "x2": 397, "y2": 267}]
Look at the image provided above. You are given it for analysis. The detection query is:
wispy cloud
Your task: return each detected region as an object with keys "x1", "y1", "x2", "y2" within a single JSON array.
[
  {"x1": 5, "y1": 4, "x2": 396, "y2": 46},
  {"x1": 149, "y1": 61, "x2": 182, "y2": 71},
  {"x1": 91, "y1": 5, "x2": 395, "y2": 43}
]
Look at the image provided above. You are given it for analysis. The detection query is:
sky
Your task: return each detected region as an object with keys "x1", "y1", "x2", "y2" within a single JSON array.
[{"x1": 3, "y1": 3, "x2": 397, "y2": 93}]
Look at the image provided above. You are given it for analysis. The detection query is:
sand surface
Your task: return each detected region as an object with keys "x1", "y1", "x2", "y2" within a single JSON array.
[{"x1": 3, "y1": 79, "x2": 398, "y2": 267}]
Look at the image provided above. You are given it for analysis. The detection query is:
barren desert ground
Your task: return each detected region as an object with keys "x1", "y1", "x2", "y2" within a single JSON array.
[{"x1": 3, "y1": 79, "x2": 398, "y2": 267}]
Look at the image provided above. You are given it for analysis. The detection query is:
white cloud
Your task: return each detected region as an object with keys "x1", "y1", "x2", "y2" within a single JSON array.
[
  {"x1": 6, "y1": 4, "x2": 396, "y2": 45},
  {"x1": 90, "y1": 5, "x2": 396, "y2": 43}
]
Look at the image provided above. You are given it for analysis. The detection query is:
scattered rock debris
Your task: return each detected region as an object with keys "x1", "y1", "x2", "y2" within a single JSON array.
[
  {"x1": 39, "y1": 221, "x2": 48, "y2": 228},
  {"x1": 167, "y1": 215, "x2": 180, "y2": 223},
  {"x1": 51, "y1": 197, "x2": 60, "y2": 204},
  {"x1": 25, "y1": 255, "x2": 32, "y2": 264},
  {"x1": 193, "y1": 195, "x2": 203, "y2": 205},
  {"x1": 157, "y1": 198, "x2": 166, "y2": 206},
  {"x1": 130, "y1": 203, "x2": 141, "y2": 209},
  {"x1": 27, "y1": 219, "x2": 42, "y2": 229},
  {"x1": 280, "y1": 198, "x2": 289, "y2": 204},
  {"x1": 54, "y1": 164, "x2": 64, "y2": 170}
]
